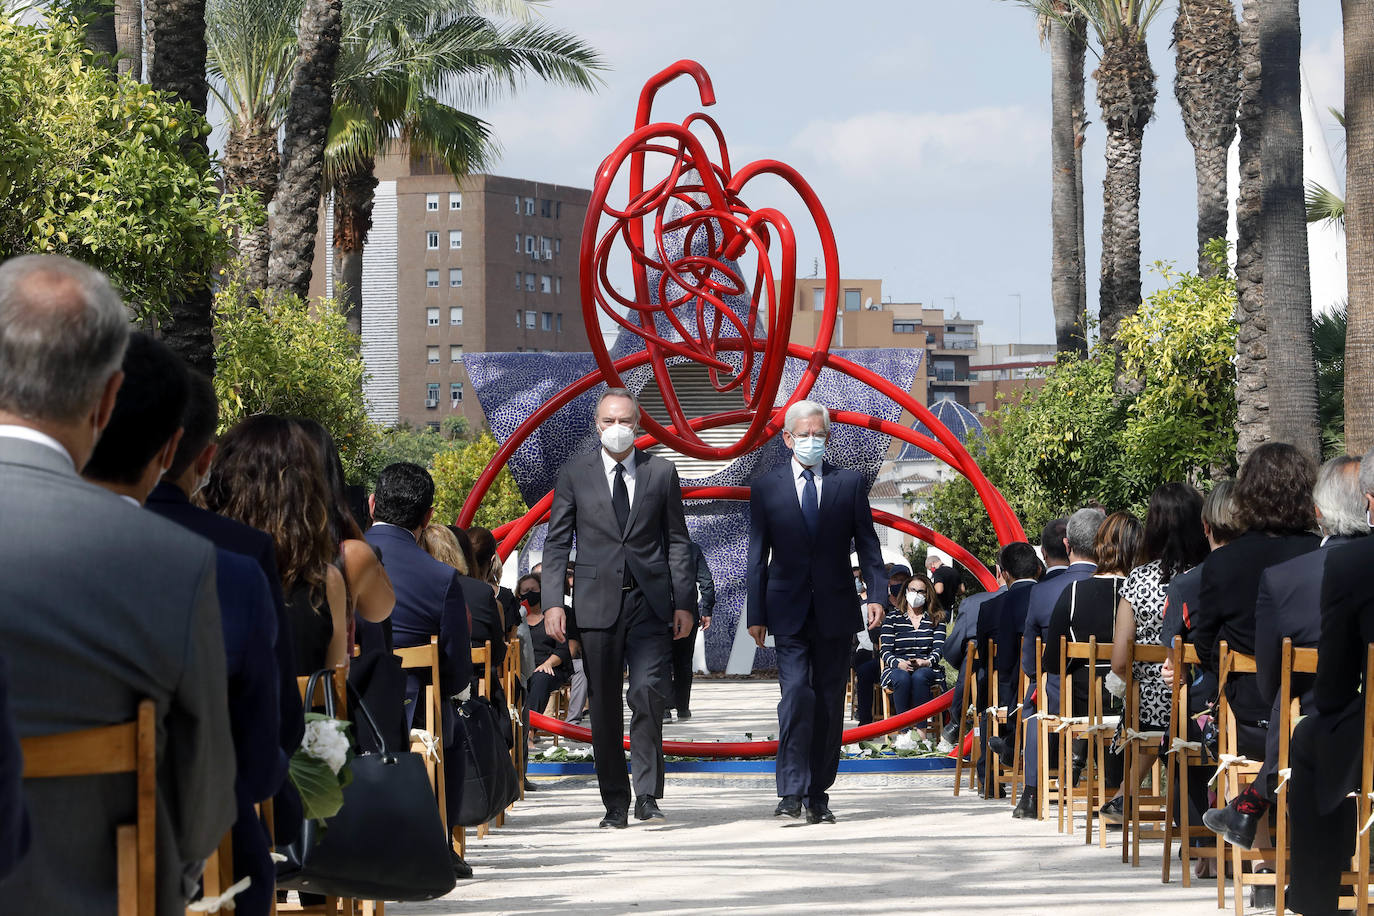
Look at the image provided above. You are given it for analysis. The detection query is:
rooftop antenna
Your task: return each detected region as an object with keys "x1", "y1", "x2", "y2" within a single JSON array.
[{"x1": 810, "y1": 257, "x2": 819, "y2": 278}]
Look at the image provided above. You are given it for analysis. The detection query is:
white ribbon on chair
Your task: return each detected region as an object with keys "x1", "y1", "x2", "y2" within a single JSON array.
[
  {"x1": 410, "y1": 728, "x2": 442, "y2": 763},
  {"x1": 187, "y1": 876, "x2": 251, "y2": 913},
  {"x1": 1274, "y1": 767, "x2": 1292, "y2": 792},
  {"x1": 1123, "y1": 728, "x2": 1166, "y2": 745},
  {"x1": 1166, "y1": 737, "x2": 1202, "y2": 755},
  {"x1": 1208, "y1": 753, "x2": 1254, "y2": 787},
  {"x1": 1053, "y1": 716, "x2": 1089, "y2": 733},
  {"x1": 1360, "y1": 793, "x2": 1374, "y2": 837}
]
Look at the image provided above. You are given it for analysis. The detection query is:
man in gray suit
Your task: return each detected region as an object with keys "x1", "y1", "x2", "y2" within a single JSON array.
[
  {"x1": 0, "y1": 255, "x2": 236, "y2": 915},
  {"x1": 541, "y1": 388, "x2": 696, "y2": 828}
]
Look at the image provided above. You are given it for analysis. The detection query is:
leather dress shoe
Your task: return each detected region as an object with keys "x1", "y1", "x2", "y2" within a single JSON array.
[
  {"x1": 598, "y1": 807, "x2": 628, "y2": 829},
  {"x1": 774, "y1": 795, "x2": 803, "y2": 818},
  {"x1": 805, "y1": 802, "x2": 836, "y2": 824},
  {"x1": 987, "y1": 735, "x2": 1015, "y2": 767},
  {"x1": 677, "y1": 710, "x2": 692, "y2": 720},
  {"x1": 1012, "y1": 786, "x2": 1037, "y2": 819},
  {"x1": 1202, "y1": 802, "x2": 1259, "y2": 850},
  {"x1": 634, "y1": 795, "x2": 665, "y2": 820},
  {"x1": 450, "y1": 849, "x2": 473, "y2": 879}
]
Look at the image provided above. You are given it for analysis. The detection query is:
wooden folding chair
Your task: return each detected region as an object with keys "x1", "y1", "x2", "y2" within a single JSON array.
[
  {"x1": 1119, "y1": 641, "x2": 1169, "y2": 867},
  {"x1": 503, "y1": 635, "x2": 524, "y2": 802},
  {"x1": 395, "y1": 637, "x2": 449, "y2": 850},
  {"x1": 1336, "y1": 645, "x2": 1374, "y2": 915},
  {"x1": 879, "y1": 654, "x2": 894, "y2": 722},
  {"x1": 1161, "y1": 638, "x2": 1218, "y2": 886},
  {"x1": 22, "y1": 698, "x2": 156, "y2": 916},
  {"x1": 1032, "y1": 637, "x2": 1066, "y2": 823},
  {"x1": 471, "y1": 641, "x2": 492, "y2": 699},
  {"x1": 952, "y1": 639, "x2": 980, "y2": 797},
  {"x1": 1266, "y1": 638, "x2": 1319, "y2": 916},
  {"x1": 1214, "y1": 641, "x2": 1269, "y2": 915},
  {"x1": 1060, "y1": 637, "x2": 1117, "y2": 846}
]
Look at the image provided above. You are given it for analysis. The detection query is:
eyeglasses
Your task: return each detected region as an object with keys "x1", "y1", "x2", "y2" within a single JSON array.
[
  {"x1": 908, "y1": 590, "x2": 928, "y2": 596},
  {"x1": 789, "y1": 432, "x2": 826, "y2": 440}
]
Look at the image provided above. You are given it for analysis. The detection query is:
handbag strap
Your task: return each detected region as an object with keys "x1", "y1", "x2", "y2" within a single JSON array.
[
  {"x1": 344, "y1": 680, "x2": 392, "y2": 757},
  {"x1": 302, "y1": 668, "x2": 392, "y2": 757}
]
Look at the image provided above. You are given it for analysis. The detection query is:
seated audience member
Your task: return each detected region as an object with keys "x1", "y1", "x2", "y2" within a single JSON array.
[
  {"x1": 365, "y1": 463, "x2": 474, "y2": 877},
  {"x1": 519, "y1": 573, "x2": 572, "y2": 740},
  {"x1": 203, "y1": 416, "x2": 350, "y2": 676},
  {"x1": 853, "y1": 565, "x2": 909, "y2": 725},
  {"x1": 975, "y1": 542, "x2": 1043, "y2": 791},
  {"x1": 0, "y1": 254, "x2": 234, "y2": 914},
  {"x1": 1161, "y1": 479, "x2": 1239, "y2": 652},
  {"x1": 1011, "y1": 511, "x2": 1103, "y2": 817},
  {"x1": 0, "y1": 653, "x2": 29, "y2": 881},
  {"x1": 941, "y1": 563, "x2": 1004, "y2": 747},
  {"x1": 422, "y1": 524, "x2": 508, "y2": 680},
  {"x1": 84, "y1": 333, "x2": 284, "y2": 916},
  {"x1": 1205, "y1": 455, "x2": 1369, "y2": 851},
  {"x1": 468, "y1": 526, "x2": 520, "y2": 634},
  {"x1": 879, "y1": 572, "x2": 946, "y2": 737},
  {"x1": 1287, "y1": 448, "x2": 1374, "y2": 916}
]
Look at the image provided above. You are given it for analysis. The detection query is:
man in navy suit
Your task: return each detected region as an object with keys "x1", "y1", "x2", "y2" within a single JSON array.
[
  {"x1": 365, "y1": 463, "x2": 474, "y2": 875},
  {"x1": 1009, "y1": 509, "x2": 1103, "y2": 818},
  {"x1": 1204, "y1": 455, "x2": 1368, "y2": 852},
  {"x1": 0, "y1": 652, "x2": 29, "y2": 881},
  {"x1": 747, "y1": 400, "x2": 885, "y2": 824},
  {"x1": 974, "y1": 541, "x2": 1042, "y2": 795}
]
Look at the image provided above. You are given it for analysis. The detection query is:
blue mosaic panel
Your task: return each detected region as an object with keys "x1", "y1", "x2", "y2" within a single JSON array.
[{"x1": 893, "y1": 399, "x2": 985, "y2": 461}]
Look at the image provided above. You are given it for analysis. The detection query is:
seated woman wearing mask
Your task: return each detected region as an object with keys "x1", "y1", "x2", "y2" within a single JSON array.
[
  {"x1": 879, "y1": 572, "x2": 947, "y2": 740},
  {"x1": 519, "y1": 573, "x2": 571, "y2": 747}
]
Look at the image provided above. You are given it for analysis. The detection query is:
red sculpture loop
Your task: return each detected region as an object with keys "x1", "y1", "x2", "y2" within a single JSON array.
[{"x1": 581, "y1": 59, "x2": 839, "y2": 460}]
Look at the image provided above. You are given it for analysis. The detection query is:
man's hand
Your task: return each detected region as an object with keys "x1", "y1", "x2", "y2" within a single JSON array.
[
  {"x1": 672, "y1": 609, "x2": 694, "y2": 640},
  {"x1": 535, "y1": 659, "x2": 557, "y2": 676},
  {"x1": 865, "y1": 602, "x2": 884, "y2": 629},
  {"x1": 701, "y1": 614, "x2": 712, "y2": 631},
  {"x1": 748, "y1": 625, "x2": 768, "y2": 648},
  {"x1": 545, "y1": 606, "x2": 567, "y2": 643}
]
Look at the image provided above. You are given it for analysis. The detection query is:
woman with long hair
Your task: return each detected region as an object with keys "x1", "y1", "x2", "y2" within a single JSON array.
[{"x1": 878, "y1": 572, "x2": 946, "y2": 738}]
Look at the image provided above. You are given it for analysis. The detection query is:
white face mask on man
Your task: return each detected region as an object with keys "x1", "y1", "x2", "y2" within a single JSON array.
[{"x1": 600, "y1": 423, "x2": 635, "y2": 454}]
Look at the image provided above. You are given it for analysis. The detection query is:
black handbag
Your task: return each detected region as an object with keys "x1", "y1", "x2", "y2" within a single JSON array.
[
  {"x1": 454, "y1": 694, "x2": 520, "y2": 827},
  {"x1": 277, "y1": 669, "x2": 456, "y2": 901}
]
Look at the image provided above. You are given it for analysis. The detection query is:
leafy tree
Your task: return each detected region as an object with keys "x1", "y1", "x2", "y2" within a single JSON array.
[
  {"x1": 0, "y1": 15, "x2": 249, "y2": 320},
  {"x1": 1312, "y1": 305, "x2": 1347, "y2": 457},
  {"x1": 362, "y1": 423, "x2": 461, "y2": 483},
  {"x1": 431, "y1": 433, "x2": 527, "y2": 531},
  {"x1": 212, "y1": 275, "x2": 378, "y2": 479}
]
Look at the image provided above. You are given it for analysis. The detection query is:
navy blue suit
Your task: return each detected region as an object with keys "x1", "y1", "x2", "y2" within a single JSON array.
[
  {"x1": 0, "y1": 652, "x2": 29, "y2": 881},
  {"x1": 977, "y1": 579, "x2": 1037, "y2": 708},
  {"x1": 945, "y1": 587, "x2": 1002, "y2": 720},
  {"x1": 747, "y1": 460, "x2": 885, "y2": 805},
  {"x1": 1020, "y1": 564, "x2": 1094, "y2": 787}
]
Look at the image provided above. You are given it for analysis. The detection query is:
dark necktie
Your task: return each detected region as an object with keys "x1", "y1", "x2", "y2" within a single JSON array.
[
  {"x1": 613, "y1": 462, "x2": 630, "y2": 532},
  {"x1": 801, "y1": 468, "x2": 819, "y2": 535}
]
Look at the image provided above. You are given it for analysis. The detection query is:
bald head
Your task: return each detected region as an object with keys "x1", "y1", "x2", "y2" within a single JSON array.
[{"x1": 0, "y1": 254, "x2": 129, "y2": 424}]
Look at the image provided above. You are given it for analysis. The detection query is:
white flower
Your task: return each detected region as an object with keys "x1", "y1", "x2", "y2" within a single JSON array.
[{"x1": 302, "y1": 718, "x2": 350, "y2": 774}]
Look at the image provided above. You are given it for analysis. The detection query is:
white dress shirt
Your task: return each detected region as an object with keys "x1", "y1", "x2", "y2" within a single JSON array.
[
  {"x1": 790, "y1": 457, "x2": 822, "y2": 507},
  {"x1": 601, "y1": 447, "x2": 637, "y2": 507},
  {"x1": 0, "y1": 424, "x2": 75, "y2": 471}
]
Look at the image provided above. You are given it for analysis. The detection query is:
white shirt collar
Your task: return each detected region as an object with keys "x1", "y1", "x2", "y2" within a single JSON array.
[
  {"x1": 371, "y1": 521, "x2": 418, "y2": 541},
  {"x1": 601, "y1": 448, "x2": 636, "y2": 476},
  {"x1": 0, "y1": 424, "x2": 75, "y2": 471},
  {"x1": 119, "y1": 494, "x2": 141, "y2": 508},
  {"x1": 1069, "y1": 560, "x2": 1097, "y2": 568},
  {"x1": 791, "y1": 457, "x2": 821, "y2": 479}
]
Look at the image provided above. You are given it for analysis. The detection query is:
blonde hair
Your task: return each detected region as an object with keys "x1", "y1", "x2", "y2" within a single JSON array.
[{"x1": 421, "y1": 524, "x2": 468, "y2": 574}]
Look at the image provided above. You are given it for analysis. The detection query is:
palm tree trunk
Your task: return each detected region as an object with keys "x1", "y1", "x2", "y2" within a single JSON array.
[
  {"x1": 268, "y1": 0, "x2": 343, "y2": 300},
  {"x1": 145, "y1": 0, "x2": 215, "y2": 377},
  {"x1": 1095, "y1": 31, "x2": 1155, "y2": 343},
  {"x1": 1235, "y1": 0, "x2": 1268, "y2": 462},
  {"x1": 75, "y1": 2, "x2": 117, "y2": 69},
  {"x1": 1344, "y1": 0, "x2": 1374, "y2": 454},
  {"x1": 332, "y1": 154, "x2": 378, "y2": 338},
  {"x1": 1258, "y1": 0, "x2": 1320, "y2": 462},
  {"x1": 223, "y1": 119, "x2": 280, "y2": 290},
  {"x1": 1050, "y1": 16, "x2": 1088, "y2": 355},
  {"x1": 115, "y1": 0, "x2": 142, "y2": 81}
]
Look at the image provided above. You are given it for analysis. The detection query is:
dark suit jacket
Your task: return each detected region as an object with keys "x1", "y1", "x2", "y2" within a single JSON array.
[
  {"x1": 945, "y1": 587, "x2": 1003, "y2": 674},
  {"x1": 747, "y1": 461, "x2": 885, "y2": 639},
  {"x1": 146, "y1": 481, "x2": 304, "y2": 754},
  {"x1": 977, "y1": 579, "x2": 1036, "y2": 706},
  {"x1": 691, "y1": 542, "x2": 716, "y2": 617},
  {"x1": 0, "y1": 652, "x2": 29, "y2": 881},
  {"x1": 541, "y1": 449, "x2": 695, "y2": 630},
  {"x1": 1019, "y1": 565, "x2": 1086, "y2": 690},
  {"x1": 1254, "y1": 537, "x2": 1355, "y2": 708},
  {"x1": 364, "y1": 524, "x2": 473, "y2": 703},
  {"x1": 460, "y1": 575, "x2": 507, "y2": 675}
]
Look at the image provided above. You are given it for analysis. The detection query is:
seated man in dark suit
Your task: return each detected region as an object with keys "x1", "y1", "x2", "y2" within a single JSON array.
[
  {"x1": 941, "y1": 563, "x2": 1003, "y2": 749},
  {"x1": 365, "y1": 463, "x2": 473, "y2": 877},
  {"x1": 1288, "y1": 452, "x2": 1374, "y2": 915},
  {"x1": 975, "y1": 542, "x2": 1042, "y2": 791},
  {"x1": 0, "y1": 653, "x2": 29, "y2": 881},
  {"x1": 83, "y1": 333, "x2": 285, "y2": 916}
]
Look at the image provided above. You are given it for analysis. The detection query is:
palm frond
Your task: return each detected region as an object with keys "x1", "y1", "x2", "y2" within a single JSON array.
[
  {"x1": 1305, "y1": 180, "x2": 1346, "y2": 226},
  {"x1": 1001, "y1": 0, "x2": 1164, "y2": 47},
  {"x1": 205, "y1": 0, "x2": 303, "y2": 127}
]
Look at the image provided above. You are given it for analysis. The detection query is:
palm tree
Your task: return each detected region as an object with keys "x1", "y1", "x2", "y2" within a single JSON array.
[
  {"x1": 326, "y1": 0, "x2": 603, "y2": 334},
  {"x1": 1312, "y1": 304, "x2": 1346, "y2": 457},
  {"x1": 1233, "y1": 0, "x2": 1267, "y2": 462},
  {"x1": 1023, "y1": 0, "x2": 1165, "y2": 344},
  {"x1": 1046, "y1": 7, "x2": 1089, "y2": 355},
  {"x1": 1344, "y1": 2, "x2": 1374, "y2": 455},
  {"x1": 1173, "y1": 0, "x2": 1239, "y2": 277}
]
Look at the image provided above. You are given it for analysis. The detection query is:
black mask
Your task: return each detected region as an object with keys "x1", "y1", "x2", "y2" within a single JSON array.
[
  {"x1": 888, "y1": 583, "x2": 903, "y2": 597},
  {"x1": 520, "y1": 590, "x2": 540, "y2": 605}
]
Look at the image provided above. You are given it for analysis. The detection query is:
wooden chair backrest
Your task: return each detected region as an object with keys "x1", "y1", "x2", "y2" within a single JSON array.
[
  {"x1": 1062, "y1": 637, "x2": 1109, "y2": 721},
  {"x1": 296, "y1": 664, "x2": 348, "y2": 714},
  {"x1": 395, "y1": 637, "x2": 442, "y2": 735},
  {"x1": 1276, "y1": 639, "x2": 1319, "y2": 772},
  {"x1": 1215, "y1": 641, "x2": 1258, "y2": 786},
  {"x1": 471, "y1": 641, "x2": 492, "y2": 698},
  {"x1": 22, "y1": 698, "x2": 156, "y2": 916}
]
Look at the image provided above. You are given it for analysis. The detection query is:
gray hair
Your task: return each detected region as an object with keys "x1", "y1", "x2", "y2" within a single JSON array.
[
  {"x1": 1314, "y1": 455, "x2": 1368, "y2": 537},
  {"x1": 0, "y1": 255, "x2": 129, "y2": 423},
  {"x1": 1362, "y1": 446, "x2": 1374, "y2": 499},
  {"x1": 1066, "y1": 507, "x2": 1106, "y2": 559},
  {"x1": 1202, "y1": 479, "x2": 1243, "y2": 543},
  {"x1": 783, "y1": 399, "x2": 830, "y2": 435},
  {"x1": 595, "y1": 386, "x2": 639, "y2": 423}
]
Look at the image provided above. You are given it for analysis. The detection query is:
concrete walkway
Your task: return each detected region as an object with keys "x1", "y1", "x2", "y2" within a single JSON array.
[{"x1": 389, "y1": 679, "x2": 1229, "y2": 916}]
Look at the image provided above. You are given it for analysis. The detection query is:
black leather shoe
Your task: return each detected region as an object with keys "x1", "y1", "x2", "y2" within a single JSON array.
[
  {"x1": 805, "y1": 802, "x2": 836, "y2": 824},
  {"x1": 1202, "y1": 803, "x2": 1260, "y2": 850},
  {"x1": 450, "y1": 849, "x2": 473, "y2": 879},
  {"x1": 677, "y1": 710, "x2": 692, "y2": 720},
  {"x1": 774, "y1": 795, "x2": 803, "y2": 818},
  {"x1": 988, "y1": 735, "x2": 1015, "y2": 767},
  {"x1": 523, "y1": 778, "x2": 538, "y2": 792},
  {"x1": 1012, "y1": 786, "x2": 1037, "y2": 819},
  {"x1": 941, "y1": 722, "x2": 959, "y2": 745},
  {"x1": 599, "y1": 807, "x2": 629, "y2": 829},
  {"x1": 634, "y1": 795, "x2": 664, "y2": 820}
]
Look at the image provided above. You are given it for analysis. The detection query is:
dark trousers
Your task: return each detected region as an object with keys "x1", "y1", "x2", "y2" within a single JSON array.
[
  {"x1": 1289, "y1": 713, "x2": 1360, "y2": 916},
  {"x1": 526, "y1": 670, "x2": 567, "y2": 723},
  {"x1": 774, "y1": 616, "x2": 851, "y2": 805},
  {"x1": 853, "y1": 657, "x2": 879, "y2": 725},
  {"x1": 889, "y1": 666, "x2": 940, "y2": 721},
  {"x1": 669, "y1": 618, "x2": 698, "y2": 713},
  {"x1": 579, "y1": 587, "x2": 671, "y2": 811},
  {"x1": 230, "y1": 797, "x2": 273, "y2": 916}
]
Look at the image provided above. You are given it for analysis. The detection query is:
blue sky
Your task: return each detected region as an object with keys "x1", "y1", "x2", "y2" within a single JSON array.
[{"x1": 471, "y1": 1, "x2": 1346, "y2": 346}]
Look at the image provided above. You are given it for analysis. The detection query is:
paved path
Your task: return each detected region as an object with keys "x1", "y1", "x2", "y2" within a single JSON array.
[{"x1": 387, "y1": 679, "x2": 1227, "y2": 916}]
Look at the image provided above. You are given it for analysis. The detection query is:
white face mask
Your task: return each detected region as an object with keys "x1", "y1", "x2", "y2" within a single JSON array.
[
  {"x1": 600, "y1": 423, "x2": 635, "y2": 454},
  {"x1": 906, "y1": 590, "x2": 926, "y2": 608}
]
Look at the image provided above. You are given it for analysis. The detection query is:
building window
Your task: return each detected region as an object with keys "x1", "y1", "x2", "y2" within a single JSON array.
[
  {"x1": 556, "y1": 201, "x2": 562, "y2": 218},
  {"x1": 525, "y1": 274, "x2": 535, "y2": 292},
  {"x1": 555, "y1": 238, "x2": 561, "y2": 254},
  {"x1": 427, "y1": 346, "x2": 440, "y2": 364},
  {"x1": 449, "y1": 230, "x2": 462, "y2": 249},
  {"x1": 524, "y1": 235, "x2": 535, "y2": 254},
  {"x1": 524, "y1": 197, "x2": 535, "y2": 215},
  {"x1": 425, "y1": 269, "x2": 439, "y2": 288},
  {"x1": 540, "y1": 199, "x2": 552, "y2": 218},
  {"x1": 450, "y1": 345, "x2": 463, "y2": 363},
  {"x1": 541, "y1": 311, "x2": 552, "y2": 331},
  {"x1": 426, "y1": 307, "x2": 439, "y2": 326},
  {"x1": 515, "y1": 271, "x2": 521, "y2": 289},
  {"x1": 514, "y1": 197, "x2": 521, "y2": 215},
  {"x1": 426, "y1": 193, "x2": 439, "y2": 211},
  {"x1": 450, "y1": 306, "x2": 463, "y2": 325},
  {"x1": 844, "y1": 288, "x2": 861, "y2": 311},
  {"x1": 556, "y1": 312, "x2": 562, "y2": 332},
  {"x1": 449, "y1": 268, "x2": 462, "y2": 288},
  {"x1": 449, "y1": 192, "x2": 462, "y2": 210},
  {"x1": 515, "y1": 310, "x2": 521, "y2": 328},
  {"x1": 525, "y1": 310, "x2": 536, "y2": 329},
  {"x1": 812, "y1": 287, "x2": 824, "y2": 311},
  {"x1": 555, "y1": 276, "x2": 562, "y2": 294},
  {"x1": 540, "y1": 275, "x2": 551, "y2": 294},
  {"x1": 450, "y1": 382, "x2": 463, "y2": 406},
  {"x1": 515, "y1": 234, "x2": 521, "y2": 252},
  {"x1": 893, "y1": 321, "x2": 918, "y2": 334},
  {"x1": 426, "y1": 231, "x2": 439, "y2": 250},
  {"x1": 426, "y1": 383, "x2": 440, "y2": 408}
]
